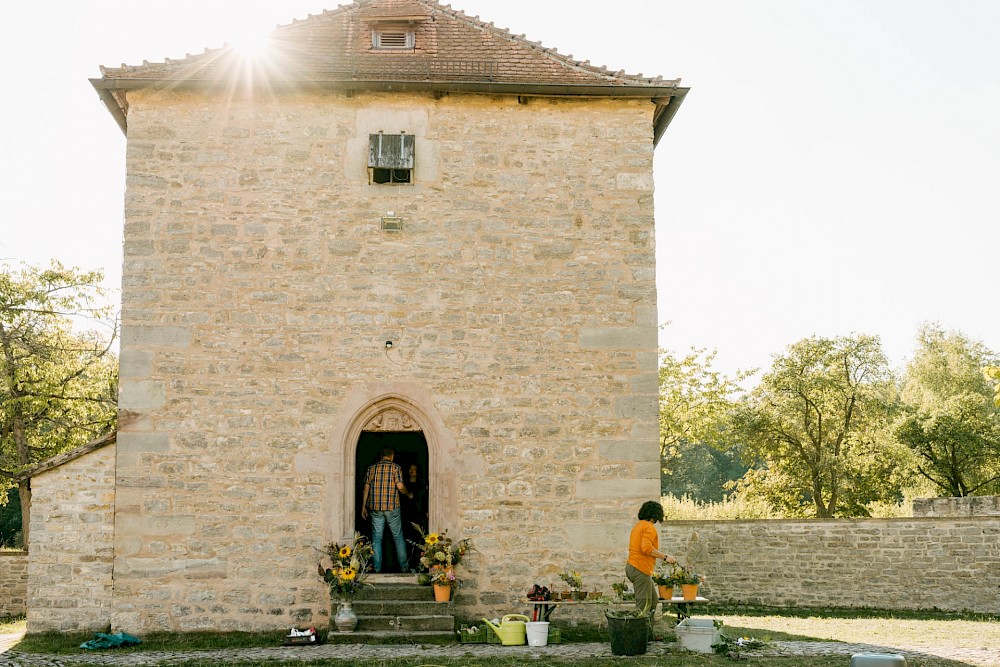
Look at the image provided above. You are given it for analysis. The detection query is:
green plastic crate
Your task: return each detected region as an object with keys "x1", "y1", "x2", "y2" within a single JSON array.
[{"x1": 458, "y1": 625, "x2": 488, "y2": 644}]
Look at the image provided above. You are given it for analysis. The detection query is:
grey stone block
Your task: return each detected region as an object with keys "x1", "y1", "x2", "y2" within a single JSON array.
[
  {"x1": 118, "y1": 381, "x2": 166, "y2": 410},
  {"x1": 122, "y1": 325, "x2": 192, "y2": 349},
  {"x1": 580, "y1": 326, "x2": 657, "y2": 349}
]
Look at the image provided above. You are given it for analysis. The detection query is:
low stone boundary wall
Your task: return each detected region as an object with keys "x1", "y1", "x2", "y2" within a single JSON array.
[
  {"x1": 0, "y1": 551, "x2": 28, "y2": 618},
  {"x1": 912, "y1": 495, "x2": 1000, "y2": 517},
  {"x1": 662, "y1": 517, "x2": 999, "y2": 614}
]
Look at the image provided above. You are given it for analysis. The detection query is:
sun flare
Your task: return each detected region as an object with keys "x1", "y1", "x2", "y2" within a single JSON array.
[{"x1": 227, "y1": 25, "x2": 273, "y2": 60}]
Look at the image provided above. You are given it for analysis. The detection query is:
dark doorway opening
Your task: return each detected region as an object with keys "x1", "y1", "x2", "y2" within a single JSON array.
[{"x1": 355, "y1": 431, "x2": 429, "y2": 573}]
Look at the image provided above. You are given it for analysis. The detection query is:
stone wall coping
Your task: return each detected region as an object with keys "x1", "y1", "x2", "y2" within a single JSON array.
[{"x1": 665, "y1": 516, "x2": 998, "y2": 525}]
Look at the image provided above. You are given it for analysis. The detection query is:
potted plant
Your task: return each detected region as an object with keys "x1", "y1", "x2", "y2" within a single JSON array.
[
  {"x1": 318, "y1": 533, "x2": 375, "y2": 633},
  {"x1": 651, "y1": 566, "x2": 677, "y2": 600},
  {"x1": 673, "y1": 565, "x2": 706, "y2": 600},
  {"x1": 610, "y1": 577, "x2": 634, "y2": 601},
  {"x1": 413, "y1": 528, "x2": 474, "y2": 601},
  {"x1": 429, "y1": 564, "x2": 458, "y2": 602},
  {"x1": 604, "y1": 606, "x2": 651, "y2": 655},
  {"x1": 558, "y1": 570, "x2": 584, "y2": 600}
]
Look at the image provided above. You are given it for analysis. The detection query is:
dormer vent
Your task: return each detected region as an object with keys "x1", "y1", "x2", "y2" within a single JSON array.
[{"x1": 372, "y1": 26, "x2": 415, "y2": 50}]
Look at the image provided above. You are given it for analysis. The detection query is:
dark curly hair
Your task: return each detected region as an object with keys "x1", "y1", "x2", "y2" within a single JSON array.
[{"x1": 637, "y1": 500, "x2": 664, "y2": 523}]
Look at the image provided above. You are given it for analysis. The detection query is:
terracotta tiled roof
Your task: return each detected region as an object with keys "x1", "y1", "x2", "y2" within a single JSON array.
[
  {"x1": 92, "y1": 0, "x2": 688, "y2": 142},
  {"x1": 99, "y1": 0, "x2": 676, "y2": 87}
]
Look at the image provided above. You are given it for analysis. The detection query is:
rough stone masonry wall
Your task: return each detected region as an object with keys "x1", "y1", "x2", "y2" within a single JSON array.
[
  {"x1": 912, "y1": 495, "x2": 1000, "y2": 517},
  {"x1": 113, "y1": 89, "x2": 660, "y2": 632},
  {"x1": 0, "y1": 551, "x2": 28, "y2": 618},
  {"x1": 663, "y1": 517, "x2": 1000, "y2": 614},
  {"x1": 26, "y1": 445, "x2": 116, "y2": 632}
]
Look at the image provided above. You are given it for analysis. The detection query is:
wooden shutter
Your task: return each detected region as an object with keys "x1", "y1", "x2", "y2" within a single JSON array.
[{"x1": 368, "y1": 134, "x2": 415, "y2": 169}]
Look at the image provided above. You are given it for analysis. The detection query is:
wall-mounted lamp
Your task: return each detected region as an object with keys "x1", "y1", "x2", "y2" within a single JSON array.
[
  {"x1": 381, "y1": 211, "x2": 402, "y2": 231},
  {"x1": 385, "y1": 340, "x2": 393, "y2": 349}
]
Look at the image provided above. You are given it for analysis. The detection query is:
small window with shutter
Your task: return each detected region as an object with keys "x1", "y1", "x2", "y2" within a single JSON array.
[
  {"x1": 372, "y1": 27, "x2": 415, "y2": 50},
  {"x1": 368, "y1": 132, "x2": 414, "y2": 185}
]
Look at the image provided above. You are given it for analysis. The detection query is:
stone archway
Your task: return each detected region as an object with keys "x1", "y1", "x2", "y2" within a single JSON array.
[{"x1": 327, "y1": 385, "x2": 458, "y2": 542}]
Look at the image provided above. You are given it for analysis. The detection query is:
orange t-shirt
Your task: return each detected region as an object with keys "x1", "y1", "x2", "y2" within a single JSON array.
[{"x1": 627, "y1": 520, "x2": 659, "y2": 575}]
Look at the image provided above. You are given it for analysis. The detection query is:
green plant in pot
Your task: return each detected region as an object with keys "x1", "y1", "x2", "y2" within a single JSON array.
[
  {"x1": 672, "y1": 564, "x2": 706, "y2": 600},
  {"x1": 558, "y1": 570, "x2": 584, "y2": 600},
  {"x1": 605, "y1": 606, "x2": 652, "y2": 656},
  {"x1": 651, "y1": 566, "x2": 678, "y2": 600}
]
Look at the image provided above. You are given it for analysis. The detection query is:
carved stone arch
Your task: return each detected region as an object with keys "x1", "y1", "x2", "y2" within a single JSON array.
[{"x1": 327, "y1": 384, "x2": 456, "y2": 542}]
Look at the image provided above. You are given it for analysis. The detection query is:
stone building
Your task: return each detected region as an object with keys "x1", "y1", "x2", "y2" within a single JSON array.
[{"x1": 25, "y1": 0, "x2": 687, "y2": 632}]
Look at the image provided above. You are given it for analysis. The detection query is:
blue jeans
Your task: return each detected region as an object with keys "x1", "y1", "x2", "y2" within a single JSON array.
[{"x1": 371, "y1": 507, "x2": 408, "y2": 572}]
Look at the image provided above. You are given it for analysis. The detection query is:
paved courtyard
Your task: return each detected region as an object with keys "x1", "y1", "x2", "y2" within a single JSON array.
[{"x1": 1, "y1": 632, "x2": 998, "y2": 667}]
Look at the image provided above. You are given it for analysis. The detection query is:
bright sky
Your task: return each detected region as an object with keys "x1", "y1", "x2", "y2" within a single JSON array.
[{"x1": 2, "y1": 1, "x2": 998, "y2": 379}]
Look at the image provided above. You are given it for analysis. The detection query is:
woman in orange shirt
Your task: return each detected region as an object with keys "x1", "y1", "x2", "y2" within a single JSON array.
[{"x1": 626, "y1": 501, "x2": 676, "y2": 623}]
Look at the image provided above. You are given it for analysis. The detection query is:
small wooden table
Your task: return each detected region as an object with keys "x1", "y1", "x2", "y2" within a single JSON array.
[
  {"x1": 522, "y1": 596, "x2": 709, "y2": 623},
  {"x1": 659, "y1": 595, "x2": 709, "y2": 621},
  {"x1": 522, "y1": 599, "x2": 602, "y2": 622}
]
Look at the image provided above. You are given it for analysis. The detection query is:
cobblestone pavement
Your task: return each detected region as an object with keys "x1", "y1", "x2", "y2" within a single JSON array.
[{"x1": 1, "y1": 635, "x2": 997, "y2": 666}]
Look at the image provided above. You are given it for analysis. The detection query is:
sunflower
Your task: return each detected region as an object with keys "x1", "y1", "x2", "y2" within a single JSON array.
[
  {"x1": 339, "y1": 546, "x2": 351, "y2": 559},
  {"x1": 425, "y1": 533, "x2": 440, "y2": 545},
  {"x1": 340, "y1": 567, "x2": 356, "y2": 581}
]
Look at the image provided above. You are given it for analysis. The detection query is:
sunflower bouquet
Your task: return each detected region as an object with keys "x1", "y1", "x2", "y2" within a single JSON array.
[
  {"x1": 414, "y1": 528, "x2": 473, "y2": 573},
  {"x1": 319, "y1": 533, "x2": 375, "y2": 601}
]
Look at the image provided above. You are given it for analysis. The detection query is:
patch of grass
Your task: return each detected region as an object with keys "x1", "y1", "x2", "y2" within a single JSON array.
[
  {"x1": 15, "y1": 630, "x2": 284, "y2": 655},
  {"x1": 0, "y1": 615, "x2": 25, "y2": 634},
  {"x1": 708, "y1": 603, "x2": 998, "y2": 623}
]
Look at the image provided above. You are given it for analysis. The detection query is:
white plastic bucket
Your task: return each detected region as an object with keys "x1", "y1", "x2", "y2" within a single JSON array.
[
  {"x1": 525, "y1": 621, "x2": 549, "y2": 647},
  {"x1": 675, "y1": 618, "x2": 721, "y2": 653}
]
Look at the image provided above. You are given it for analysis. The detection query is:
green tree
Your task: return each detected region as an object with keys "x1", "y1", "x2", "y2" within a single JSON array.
[
  {"x1": 659, "y1": 345, "x2": 750, "y2": 499},
  {"x1": 0, "y1": 261, "x2": 118, "y2": 545},
  {"x1": 895, "y1": 325, "x2": 1000, "y2": 496},
  {"x1": 0, "y1": 486, "x2": 22, "y2": 548},
  {"x1": 986, "y1": 366, "x2": 1000, "y2": 407},
  {"x1": 732, "y1": 334, "x2": 902, "y2": 517}
]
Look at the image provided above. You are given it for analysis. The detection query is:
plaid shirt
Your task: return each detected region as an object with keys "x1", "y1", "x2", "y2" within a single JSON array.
[{"x1": 364, "y1": 459, "x2": 404, "y2": 512}]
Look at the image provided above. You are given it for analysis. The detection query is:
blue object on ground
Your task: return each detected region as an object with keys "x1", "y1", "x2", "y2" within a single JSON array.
[{"x1": 80, "y1": 632, "x2": 142, "y2": 650}]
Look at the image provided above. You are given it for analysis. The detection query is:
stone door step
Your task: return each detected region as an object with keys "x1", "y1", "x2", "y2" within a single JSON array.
[{"x1": 326, "y1": 629, "x2": 457, "y2": 643}]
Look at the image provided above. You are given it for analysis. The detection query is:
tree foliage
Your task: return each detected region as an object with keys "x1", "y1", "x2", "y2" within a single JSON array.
[
  {"x1": 731, "y1": 334, "x2": 903, "y2": 517},
  {"x1": 0, "y1": 261, "x2": 118, "y2": 544},
  {"x1": 895, "y1": 325, "x2": 1000, "y2": 496},
  {"x1": 0, "y1": 486, "x2": 22, "y2": 548},
  {"x1": 658, "y1": 345, "x2": 750, "y2": 499},
  {"x1": 986, "y1": 366, "x2": 1000, "y2": 408}
]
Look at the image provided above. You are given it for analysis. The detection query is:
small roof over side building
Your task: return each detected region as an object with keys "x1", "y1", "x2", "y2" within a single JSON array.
[{"x1": 14, "y1": 431, "x2": 117, "y2": 482}]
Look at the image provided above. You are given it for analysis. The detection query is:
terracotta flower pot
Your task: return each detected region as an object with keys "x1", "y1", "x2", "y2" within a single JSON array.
[
  {"x1": 681, "y1": 584, "x2": 698, "y2": 601},
  {"x1": 433, "y1": 583, "x2": 452, "y2": 602},
  {"x1": 658, "y1": 584, "x2": 673, "y2": 599}
]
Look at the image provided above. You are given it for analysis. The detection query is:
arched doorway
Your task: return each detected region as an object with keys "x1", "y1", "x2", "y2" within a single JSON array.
[
  {"x1": 353, "y1": 409, "x2": 429, "y2": 573},
  {"x1": 330, "y1": 385, "x2": 470, "y2": 548}
]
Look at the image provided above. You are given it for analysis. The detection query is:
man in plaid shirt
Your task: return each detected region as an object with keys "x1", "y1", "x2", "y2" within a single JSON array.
[{"x1": 361, "y1": 447, "x2": 415, "y2": 572}]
